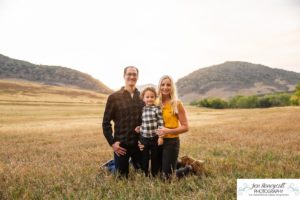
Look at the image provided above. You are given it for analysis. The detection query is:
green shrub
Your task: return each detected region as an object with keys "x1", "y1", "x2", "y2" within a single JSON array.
[
  {"x1": 229, "y1": 96, "x2": 258, "y2": 108},
  {"x1": 290, "y1": 82, "x2": 300, "y2": 106},
  {"x1": 209, "y1": 98, "x2": 228, "y2": 109},
  {"x1": 191, "y1": 92, "x2": 293, "y2": 109}
]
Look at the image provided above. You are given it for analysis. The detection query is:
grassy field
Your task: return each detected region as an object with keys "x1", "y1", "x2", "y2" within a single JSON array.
[{"x1": 0, "y1": 80, "x2": 300, "y2": 199}]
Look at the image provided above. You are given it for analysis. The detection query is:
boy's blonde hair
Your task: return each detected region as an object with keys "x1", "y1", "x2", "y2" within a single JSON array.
[
  {"x1": 140, "y1": 86, "x2": 157, "y2": 99},
  {"x1": 157, "y1": 75, "x2": 179, "y2": 114}
]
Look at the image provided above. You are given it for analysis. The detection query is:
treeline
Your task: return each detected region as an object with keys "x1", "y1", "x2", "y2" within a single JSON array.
[{"x1": 190, "y1": 83, "x2": 300, "y2": 109}]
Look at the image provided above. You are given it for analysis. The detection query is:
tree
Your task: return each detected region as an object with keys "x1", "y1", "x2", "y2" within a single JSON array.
[{"x1": 290, "y1": 82, "x2": 300, "y2": 105}]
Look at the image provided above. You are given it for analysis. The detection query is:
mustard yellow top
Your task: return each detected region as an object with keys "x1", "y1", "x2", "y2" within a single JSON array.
[{"x1": 162, "y1": 100, "x2": 183, "y2": 138}]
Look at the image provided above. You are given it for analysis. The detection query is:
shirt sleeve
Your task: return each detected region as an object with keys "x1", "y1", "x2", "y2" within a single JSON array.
[
  {"x1": 156, "y1": 106, "x2": 164, "y2": 127},
  {"x1": 102, "y1": 95, "x2": 115, "y2": 146}
]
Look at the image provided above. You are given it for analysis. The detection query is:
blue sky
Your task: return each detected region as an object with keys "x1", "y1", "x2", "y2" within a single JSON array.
[{"x1": 0, "y1": 0, "x2": 300, "y2": 89}]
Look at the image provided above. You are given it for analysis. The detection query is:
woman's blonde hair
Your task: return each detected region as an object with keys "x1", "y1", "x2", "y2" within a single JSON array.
[{"x1": 157, "y1": 75, "x2": 179, "y2": 115}]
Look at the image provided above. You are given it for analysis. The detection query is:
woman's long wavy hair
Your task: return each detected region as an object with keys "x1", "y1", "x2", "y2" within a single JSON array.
[{"x1": 157, "y1": 75, "x2": 179, "y2": 115}]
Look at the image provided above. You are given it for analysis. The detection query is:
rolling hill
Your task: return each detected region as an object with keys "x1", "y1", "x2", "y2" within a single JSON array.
[
  {"x1": 176, "y1": 61, "x2": 300, "y2": 102},
  {"x1": 136, "y1": 83, "x2": 157, "y2": 91},
  {"x1": 0, "y1": 79, "x2": 108, "y2": 104},
  {"x1": 0, "y1": 54, "x2": 112, "y2": 94}
]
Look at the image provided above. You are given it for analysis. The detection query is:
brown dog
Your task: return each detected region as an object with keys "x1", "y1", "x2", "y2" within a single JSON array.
[{"x1": 180, "y1": 155, "x2": 205, "y2": 175}]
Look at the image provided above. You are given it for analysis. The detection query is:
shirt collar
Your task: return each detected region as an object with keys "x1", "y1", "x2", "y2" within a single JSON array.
[
  {"x1": 144, "y1": 105, "x2": 156, "y2": 109},
  {"x1": 120, "y1": 87, "x2": 139, "y2": 95}
]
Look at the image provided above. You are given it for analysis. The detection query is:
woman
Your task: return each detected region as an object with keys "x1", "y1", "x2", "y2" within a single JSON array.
[{"x1": 156, "y1": 75, "x2": 189, "y2": 179}]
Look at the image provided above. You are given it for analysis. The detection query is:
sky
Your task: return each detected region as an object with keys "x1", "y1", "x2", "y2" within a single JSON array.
[{"x1": 0, "y1": 0, "x2": 300, "y2": 89}]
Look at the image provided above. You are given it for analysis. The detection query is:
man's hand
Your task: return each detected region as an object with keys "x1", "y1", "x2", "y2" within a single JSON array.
[{"x1": 112, "y1": 141, "x2": 126, "y2": 156}]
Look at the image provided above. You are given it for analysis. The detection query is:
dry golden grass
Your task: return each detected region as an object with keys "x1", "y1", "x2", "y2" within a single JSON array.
[
  {"x1": 182, "y1": 106, "x2": 300, "y2": 180},
  {"x1": 0, "y1": 84, "x2": 299, "y2": 199}
]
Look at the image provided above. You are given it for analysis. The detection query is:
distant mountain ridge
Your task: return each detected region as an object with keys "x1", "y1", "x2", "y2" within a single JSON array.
[
  {"x1": 176, "y1": 61, "x2": 300, "y2": 102},
  {"x1": 136, "y1": 83, "x2": 157, "y2": 92},
  {"x1": 0, "y1": 54, "x2": 112, "y2": 94}
]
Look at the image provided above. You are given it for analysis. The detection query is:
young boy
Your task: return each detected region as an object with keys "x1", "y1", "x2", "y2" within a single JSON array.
[{"x1": 135, "y1": 86, "x2": 164, "y2": 177}]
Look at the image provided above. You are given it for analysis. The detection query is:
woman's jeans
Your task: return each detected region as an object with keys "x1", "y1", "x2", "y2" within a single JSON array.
[{"x1": 162, "y1": 137, "x2": 180, "y2": 178}]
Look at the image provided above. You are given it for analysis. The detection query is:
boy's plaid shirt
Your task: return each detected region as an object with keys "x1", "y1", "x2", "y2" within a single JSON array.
[{"x1": 140, "y1": 105, "x2": 164, "y2": 138}]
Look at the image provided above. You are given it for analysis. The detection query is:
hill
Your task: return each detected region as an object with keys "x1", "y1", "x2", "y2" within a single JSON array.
[
  {"x1": 136, "y1": 83, "x2": 157, "y2": 91},
  {"x1": 0, "y1": 54, "x2": 112, "y2": 94},
  {"x1": 0, "y1": 79, "x2": 108, "y2": 104},
  {"x1": 176, "y1": 61, "x2": 300, "y2": 102}
]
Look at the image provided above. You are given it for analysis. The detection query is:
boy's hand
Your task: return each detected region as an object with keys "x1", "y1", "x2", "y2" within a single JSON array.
[
  {"x1": 135, "y1": 126, "x2": 141, "y2": 133},
  {"x1": 158, "y1": 137, "x2": 163, "y2": 146},
  {"x1": 138, "y1": 141, "x2": 145, "y2": 151}
]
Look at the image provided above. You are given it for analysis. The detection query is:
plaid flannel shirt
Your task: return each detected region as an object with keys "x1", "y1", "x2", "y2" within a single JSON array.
[
  {"x1": 102, "y1": 87, "x2": 144, "y2": 146},
  {"x1": 140, "y1": 105, "x2": 164, "y2": 138}
]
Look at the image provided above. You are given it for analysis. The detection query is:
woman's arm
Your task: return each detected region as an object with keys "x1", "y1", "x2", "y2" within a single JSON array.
[
  {"x1": 157, "y1": 101, "x2": 189, "y2": 136},
  {"x1": 176, "y1": 102, "x2": 189, "y2": 133}
]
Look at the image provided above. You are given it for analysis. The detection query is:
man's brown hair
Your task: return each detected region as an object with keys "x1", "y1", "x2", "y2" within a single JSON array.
[{"x1": 123, "y1": 66, "x2": 139, "y2": 76}]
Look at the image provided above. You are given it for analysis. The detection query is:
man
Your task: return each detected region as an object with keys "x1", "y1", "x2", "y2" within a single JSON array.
[{"x1": 102, "y1": 66, "x2": 144, "y2": 177}]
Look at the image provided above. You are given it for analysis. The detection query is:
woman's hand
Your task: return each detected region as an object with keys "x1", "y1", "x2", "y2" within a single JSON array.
[{"x1": 156, "y1": 126, "x2": 169, "y2": 138}]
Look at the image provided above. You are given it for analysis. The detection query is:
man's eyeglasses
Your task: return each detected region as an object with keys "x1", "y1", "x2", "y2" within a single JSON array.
[{"x1": 126, "y1": 73, "x2": 138, "y2": 77}]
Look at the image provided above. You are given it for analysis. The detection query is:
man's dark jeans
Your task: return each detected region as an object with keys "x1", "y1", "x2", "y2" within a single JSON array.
[{"x1": 114, "y1": 143, "x2": 142, "y2": 177}]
